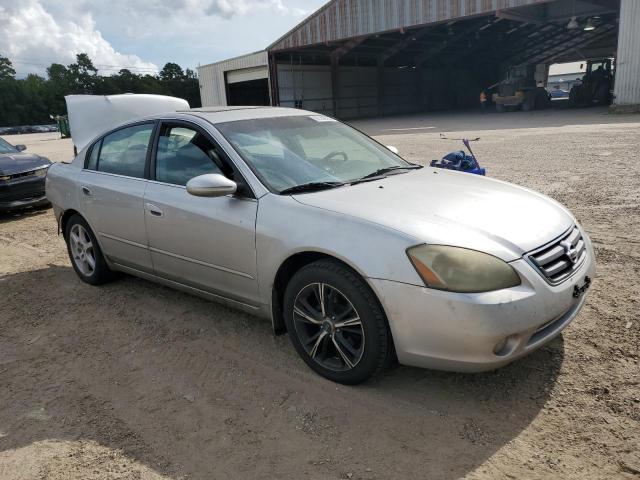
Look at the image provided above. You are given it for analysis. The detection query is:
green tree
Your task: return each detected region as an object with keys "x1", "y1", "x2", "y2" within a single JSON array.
[
  {"x1": 0, "y1": 53, "x2": 201, "y2": 126},
  {"x1": 0, "y1": 55, "x2": 16, "y2": 80},
  {"x1": 159, "y1": 62, "x2": 185, "y2": 81},
  {"x1": 67, "y1": 53, "x2": 99, "y2": 93}
]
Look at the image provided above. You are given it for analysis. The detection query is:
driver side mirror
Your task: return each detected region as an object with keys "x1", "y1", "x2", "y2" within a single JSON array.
[
  {"x1": 386, "y1": 145, "x2": 399, "y2": 155},
  {"x1": 15, "y1": 145, "x2": 27, "y2": 152},
  {"x1": 186, "y1": 174, "x2": 237, "y2": 198}
]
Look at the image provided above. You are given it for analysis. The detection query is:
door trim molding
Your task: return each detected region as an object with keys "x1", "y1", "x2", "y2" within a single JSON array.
[
  {"x1": 99, "y1": 232, "x2": 148, "y2": 250},
  {"x1": 149, "y1": 246, "x2": 255, "y2": 279}
]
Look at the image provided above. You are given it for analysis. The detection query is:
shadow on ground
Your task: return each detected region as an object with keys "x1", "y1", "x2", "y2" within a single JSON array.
[
  {"x1": 0, "y1": 265, "x2": 564, "y2": 479},
  {"x1": 0, "y1": 205, "x2": 51, "y2": 225}
]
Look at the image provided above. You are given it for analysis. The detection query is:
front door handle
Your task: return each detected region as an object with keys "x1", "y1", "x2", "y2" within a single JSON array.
[
  {"x1": 145, "y1": 203, "x2": 163, "y2": 217},
  {"x1": 81, "y1": 186, "x2": 92, "y2": 196}
]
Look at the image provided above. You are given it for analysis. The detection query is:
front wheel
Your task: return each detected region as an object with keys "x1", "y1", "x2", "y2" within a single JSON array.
[{"x1": 283, "y1": 260, "x2": 392, "y2": 384}]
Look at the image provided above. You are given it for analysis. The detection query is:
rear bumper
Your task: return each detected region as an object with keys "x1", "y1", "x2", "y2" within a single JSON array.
[{"x1": 370, "y1": 237, "x2": 595, "y2": 372}]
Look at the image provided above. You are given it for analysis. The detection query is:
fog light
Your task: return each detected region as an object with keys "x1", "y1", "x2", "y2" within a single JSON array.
[
  {"x1": 493, "y1": 335, "x2": 519, "y2": 356},
  {"x1": 493, "y1": 338, "x2": 507, "y2": 355}
]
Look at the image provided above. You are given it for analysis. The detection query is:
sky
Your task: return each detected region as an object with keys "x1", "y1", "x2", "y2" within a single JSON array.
[{"x1": 0, "y1": 0, "x2": 328, "y2": 77}]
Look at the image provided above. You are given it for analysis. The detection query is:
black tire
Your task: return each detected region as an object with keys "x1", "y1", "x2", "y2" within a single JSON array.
[
  {"x1": 595, "y1": 85, "x2": 611, "y2": 106},
  {"x1": 283, "y1": 260, "x2": 392, "y2": 385},
  {"x1": 568, "y1": 86, "x2": 580, "y2": 107},
  {"x1": 64, "y1": 214, "x2": 115, "y2": 285}
]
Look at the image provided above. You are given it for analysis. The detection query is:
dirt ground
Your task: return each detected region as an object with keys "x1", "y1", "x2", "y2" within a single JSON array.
[{"x1": 1, "y1": 108, "x2": 639, "y2": 480}]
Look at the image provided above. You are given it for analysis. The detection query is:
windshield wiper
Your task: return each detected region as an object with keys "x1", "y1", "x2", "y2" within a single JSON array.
[
  {"x1": 279, "y1": 181, "x2": 345, "y2": 195},
  {"x1": 352, "y1": 165, "x2": 422, "y2": 183}
]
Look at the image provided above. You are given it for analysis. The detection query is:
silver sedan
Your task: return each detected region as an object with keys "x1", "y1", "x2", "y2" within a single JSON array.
[{"x1": 46, "y1": 107, "x2": 595, "y2": 384}]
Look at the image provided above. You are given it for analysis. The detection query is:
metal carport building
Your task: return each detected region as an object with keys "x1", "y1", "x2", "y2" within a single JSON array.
[{"x1": 198, "y1": 0, "x2": 639, "y2": 118}]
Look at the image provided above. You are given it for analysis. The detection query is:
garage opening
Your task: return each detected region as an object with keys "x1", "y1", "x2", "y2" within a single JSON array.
[
  {"x1": 225, "y1": 65, "x2": 270, "y2": 106},
  {"x1": 227, "y1": 78, "x2": 270, "y2": 106}
]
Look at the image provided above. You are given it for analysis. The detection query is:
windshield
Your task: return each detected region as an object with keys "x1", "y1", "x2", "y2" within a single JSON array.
[
  {"x1": 216, "y1": 115, "x2": 412, "y2": 193},
  {"x1": 0, "y1": 138, "x2": 17, "y2": 154}
]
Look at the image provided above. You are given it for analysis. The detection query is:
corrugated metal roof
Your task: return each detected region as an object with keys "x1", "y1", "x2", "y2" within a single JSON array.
[{"x1": 268, "y1": 0, "x2": 554, "y2": 52}]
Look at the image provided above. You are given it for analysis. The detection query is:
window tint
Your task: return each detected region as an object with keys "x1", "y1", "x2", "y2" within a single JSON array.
[
  {"x1": 97, "y1": 124, "x2": 154, "y2": 178},
  {"x1": 155, "y1": 125, "x2": 226, "y2": 186},
  {"x1": 86, "y1": 140, "x2": 101, "y2": 170}
]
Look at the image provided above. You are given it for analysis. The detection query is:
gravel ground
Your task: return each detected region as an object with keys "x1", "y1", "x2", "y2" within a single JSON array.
[{"x1": 0, "y1": 108, "x2": 639, "y2": 479}]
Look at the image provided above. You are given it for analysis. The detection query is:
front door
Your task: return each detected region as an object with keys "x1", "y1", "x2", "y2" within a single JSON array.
[
  {"x1": 78, "y1": 122, "x2": 155, "y2": 273},
  {"x1": 143, "y1": 122, "x2": 260, "y2": 305}
]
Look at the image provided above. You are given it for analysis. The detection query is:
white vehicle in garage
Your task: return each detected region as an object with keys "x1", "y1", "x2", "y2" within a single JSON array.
[{"x1": 46, "y1": 106, "x2": 595, "y2": 384}]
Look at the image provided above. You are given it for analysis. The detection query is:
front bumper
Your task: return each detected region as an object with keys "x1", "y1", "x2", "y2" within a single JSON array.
[
  {"x1": 0, "y1": 176, "x2": 49, "y2": 211},
  {"x1": 370, "y1": 239, "x2": 595, "y2": 372}
]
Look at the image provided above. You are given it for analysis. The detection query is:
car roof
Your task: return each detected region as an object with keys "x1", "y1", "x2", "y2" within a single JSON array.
[{"x1": 176, "y1": 106, "x2": 317, "y2": 124}]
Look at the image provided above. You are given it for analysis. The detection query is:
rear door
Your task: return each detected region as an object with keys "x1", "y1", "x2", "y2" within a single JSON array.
[
  {"x1": 78, "y1": 122, "x2": 155, "y2": 273},
  {"x1": 143, "y1": 121, "x2": 260, "y2": 305}
]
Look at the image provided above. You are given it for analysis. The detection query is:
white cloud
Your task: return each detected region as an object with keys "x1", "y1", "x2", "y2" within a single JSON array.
[
  {"x1": 204, "y1": 0, "x2": 303, "y2": 18},
  {"x1": 0, "y1": 0, "x2": 322, "y2": 78},
  {"x1": 0, "y1": 0, "x2": 158, "y2": 77}
]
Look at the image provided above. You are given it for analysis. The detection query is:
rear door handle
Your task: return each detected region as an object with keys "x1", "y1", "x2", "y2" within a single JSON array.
[
  {"x1": 81, "y1": 186, "x2": 92, "y2": 196},
  {"x1": 145, "y1": 203, "x2": 163, "y2": 217}
]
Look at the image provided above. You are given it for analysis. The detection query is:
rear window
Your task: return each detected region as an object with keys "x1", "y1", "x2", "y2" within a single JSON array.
[
  {"x1": 86, "y1": 140, "x2": 101, "y2": 170},
  {"x1": 87, "y1": 124, "x2": 154, "y2": 178}
]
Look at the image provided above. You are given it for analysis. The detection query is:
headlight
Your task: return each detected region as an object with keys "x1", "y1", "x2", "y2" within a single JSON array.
[
  {"x1": 34, "y1": 167, "x2": 48, "y2": 177},
  {"x1": 407, "y1": 245, "x2": 521, "y2": 293},
  {"x1": 0, "y1": 175, "x2": 10, "y2": 182}
]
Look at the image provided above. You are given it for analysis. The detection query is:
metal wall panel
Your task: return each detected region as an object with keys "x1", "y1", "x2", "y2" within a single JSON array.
[
  {"x1": 276, "y1": 64, "x2": 334, "y2": 115},
  {"x1": 336, "y1": 65, "x2": 380, "y2": 118},
  {"x1": 268, "y1": 0, "x2": 551, "y2": 51},
  {"x1": 614, "y1": 0, "x2": 640, "y2": 107},
  {"x1": 276, "y1": 62, "x2": 427, "y2": 119},
  {"x1": 197, "y1": 51, "x2": 269, "y2": 106}
]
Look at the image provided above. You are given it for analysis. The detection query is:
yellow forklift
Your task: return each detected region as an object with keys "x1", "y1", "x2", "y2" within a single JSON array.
[{"x1": 492, "y1": 65, "x2": 551, "y2": 112}]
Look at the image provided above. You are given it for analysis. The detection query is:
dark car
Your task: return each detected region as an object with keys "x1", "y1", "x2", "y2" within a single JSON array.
[{"x1": 0, "y1": 137, "x2": 51, "y2": 211}]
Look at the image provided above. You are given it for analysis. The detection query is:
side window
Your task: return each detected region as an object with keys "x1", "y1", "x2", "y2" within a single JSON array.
[
  {"x1": 155, "y1": 125, "x2": 228, "y2": 186},
  {"x1": 86, "y1": 140, "x2": 101, "y2": 170},
  {"x1": 97, "y1": 124, "x2": 154, "y2": 178}
]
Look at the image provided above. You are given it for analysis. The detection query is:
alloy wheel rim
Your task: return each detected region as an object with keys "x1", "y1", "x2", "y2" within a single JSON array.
[
  {"x1": 69, "y1": 224, "x2": 96, "y2": 276},
  {"x1": 293, "y1": 282, "x2": 365, "y2": 372}
]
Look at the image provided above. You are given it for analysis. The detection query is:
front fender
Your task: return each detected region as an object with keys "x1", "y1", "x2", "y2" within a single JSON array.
[{"x1": 255, "y1": 194, "x2": 423, "y2": 309}]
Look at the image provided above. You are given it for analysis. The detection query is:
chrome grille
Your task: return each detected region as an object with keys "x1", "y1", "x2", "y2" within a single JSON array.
[{"x1": 528, "y1": 226, "x2": 587, "y2": 285}]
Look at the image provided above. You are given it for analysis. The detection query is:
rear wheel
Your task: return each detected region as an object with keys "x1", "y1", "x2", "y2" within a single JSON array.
[
  {"x1": 283, "y1": 260, "x2": 391, "y2": 384},
  {"x1": 64, "y1": 214, "x2": 115, "y2": 285},
  {"x1": 568, "y1": 86, "x2": 580, "y2": 107},
  {"x1": 595, "y1": 84, "x2": 611, "y2": 106}
]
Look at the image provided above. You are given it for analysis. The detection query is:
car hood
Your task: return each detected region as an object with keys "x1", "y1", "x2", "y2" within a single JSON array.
[
  {"x1": 292, "y1": 168, "x2": 574, "y2": 261},
  {"x1": 0, "y1": 152, "x2": 51, "y2": 175}
]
